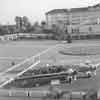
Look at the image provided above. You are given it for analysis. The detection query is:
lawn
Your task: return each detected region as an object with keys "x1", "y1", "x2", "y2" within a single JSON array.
[
  {"x1": 39, "y1": 40, "x2": 100, "y2": 66},
  {"x1": 1, "y1": 39, "x2": 100, "y2": 73},
  {"x1": 0, "y1": 40, "x2": 58, "y2": 72}
]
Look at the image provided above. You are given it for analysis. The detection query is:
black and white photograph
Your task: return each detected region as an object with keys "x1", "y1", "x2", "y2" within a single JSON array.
[{"x1": 0, "y1": 0, "x2": 100, "y2": 100}]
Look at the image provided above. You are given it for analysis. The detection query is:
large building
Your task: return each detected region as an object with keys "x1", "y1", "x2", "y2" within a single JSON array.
[{"x1": 45, "y1": 3, "x2": 100, "y2": 35}]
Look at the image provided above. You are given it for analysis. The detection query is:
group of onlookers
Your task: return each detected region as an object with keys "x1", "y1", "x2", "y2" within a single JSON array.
[{"x1": 22, "y1": 64, "x2": 74, "y2": 76}]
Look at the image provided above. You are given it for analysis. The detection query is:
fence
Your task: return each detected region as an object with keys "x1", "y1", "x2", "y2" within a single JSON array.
[{"x1": 0, "y1": 33, "x2": 53, "y2": 41}]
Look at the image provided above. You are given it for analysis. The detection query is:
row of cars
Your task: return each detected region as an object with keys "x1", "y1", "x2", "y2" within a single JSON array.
[{"x1": 4, "y1": 61, "x2": 98, "y2": 88}]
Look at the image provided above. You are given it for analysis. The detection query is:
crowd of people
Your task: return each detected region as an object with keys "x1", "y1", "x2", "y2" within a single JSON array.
[
  {"x1": 5, "y1": 64, "x2": 76, "y2": 88},
  {"x1": 5, "y1": 60, "x2": 96, "y2": 88},
  {"x1": 21, "y1": 64, "x2": 75, "y2": 77}
]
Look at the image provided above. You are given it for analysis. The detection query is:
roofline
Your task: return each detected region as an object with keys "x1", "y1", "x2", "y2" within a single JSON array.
[{"x1": 45, "y1": 3, "x2": 100, "y2": 15}]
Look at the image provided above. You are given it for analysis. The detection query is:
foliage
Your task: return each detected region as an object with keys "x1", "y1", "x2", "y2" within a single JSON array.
[
  {"x1": 51, "y1": 24, "x2": 67, "y2": 40},
  {"x1": 15, "y1": 16, "x2": 33, "y2": 33}
]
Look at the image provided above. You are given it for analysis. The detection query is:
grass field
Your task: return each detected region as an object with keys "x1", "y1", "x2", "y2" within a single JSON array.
[
  {"x1": 39, "y1": 40, "x2": 100, "y2": 66},
  {"x1": 0, "y1": 40, "x2": 59, "y2": 72},
  {"x1": 1, "y1": 40, "x2": 100, "y2": 69}
]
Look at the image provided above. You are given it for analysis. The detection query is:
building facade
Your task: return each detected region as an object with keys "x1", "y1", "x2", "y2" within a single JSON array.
[{"x1": 45, "y1": 3, "x2": 100, "y2": 34}]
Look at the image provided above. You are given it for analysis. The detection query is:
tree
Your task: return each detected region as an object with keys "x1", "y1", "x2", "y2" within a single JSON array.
[
  {"x1": 8, "y1": 26, "x2": 15, "y2": 34},
  {"x1": 23, "y1": 16, "x2": 29, "y2": 25},
  {"x1": 53, "y1": 24, "x2": 61, "y2": 39},
  {"x1": 66, "y1": 26, "x2": 72, "y2": 43},
  {"x1": 33, "y1": 21, "x2": 39, "y2": 27},
  {"x1": 67, "y1": 33, "x2": 72, "y2": 43},
  {"x1": 15, "y1": 16, "x2": 23, "y2": 32},
  {"x1": 51, "y1": 24, "x2": 58, "y2": 39},
  {"x1": 41, "y1": 21, "x2": 46, "y2": 26},
  {"x1": 41, "y1": 21, "x2": 51, "y2": 33},
  {"x1": 22, "y1": 16, "x2": 32, "y2": 32},
  {"x1": 0, "y1": 26, "x2": 5, "y2": 35},
  {"x1": 89, "y1": 26, "x2": 92, "y2": 33},
  {"x1": 41, "y1": 21, "x2": 46, "y2": 29},
  {"x1": 15, "y1": 16, "x2": 32, "y2": 33},
  {"x1": 33, "y1": 21, "x2": 42, "y2": 33}
]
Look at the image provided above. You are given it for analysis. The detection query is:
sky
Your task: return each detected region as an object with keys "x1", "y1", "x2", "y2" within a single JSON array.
[{"x1": 0, "y1": 0, "x2": 99, "y2": 25}]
